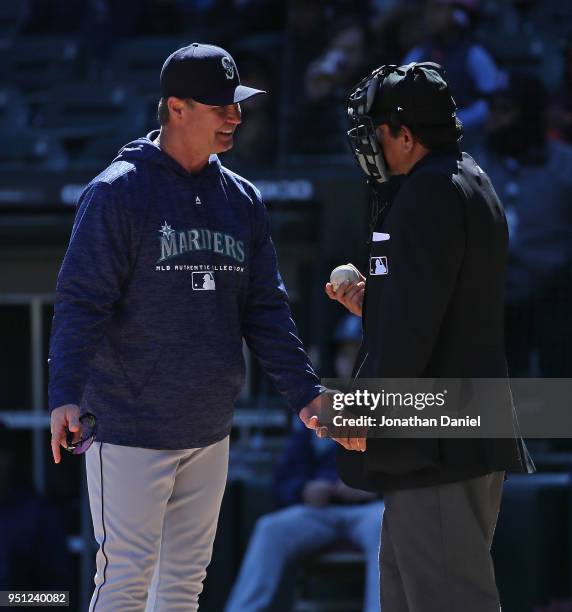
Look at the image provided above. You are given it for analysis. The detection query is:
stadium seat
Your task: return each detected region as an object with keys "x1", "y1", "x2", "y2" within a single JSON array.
[
  {"x1": 0, "y1": 131, "x2": 68, "y2": 171},
  {"x1": 0, "y1": 0, "x2": 26, "y2": 42},
  {"x1": 107, "y1": 37, "x2": 190, "y2": 99},
  {"x1": 36, "y1": 82, "x2": 147, "y2": 140},
  {"x1": 294, "y1": 541, "x2": 364, "y2": 612},
  {"x1": 0, "y1": 86, "x2": 29, "y2": 132},
  {"x1": 0, "y1": 37, "x2": 82, "y2": 95},
  {"x1": 72, "y1": 133, "x2": 142, "y2": 171},
  {"x1": 233, "y1": 32, "x2": 285, "y2": 62}
]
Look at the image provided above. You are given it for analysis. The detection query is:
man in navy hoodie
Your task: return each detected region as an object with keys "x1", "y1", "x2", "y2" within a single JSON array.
[{"x1": 48, "y1": 43, "x2": 324, "y2": 612}]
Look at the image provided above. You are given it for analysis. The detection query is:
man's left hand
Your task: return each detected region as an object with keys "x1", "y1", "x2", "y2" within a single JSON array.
[
  {"x1": 298, "y1": 394, "x2": 325, "y2": 433},
  {"x1": 299, "y1": 392, "x2": 367, "y2": 452}
]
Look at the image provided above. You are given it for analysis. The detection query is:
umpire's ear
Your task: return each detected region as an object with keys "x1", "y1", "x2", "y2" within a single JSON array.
[{"x1": 399, "y1": 124, "x2": 416, "y2": 153}]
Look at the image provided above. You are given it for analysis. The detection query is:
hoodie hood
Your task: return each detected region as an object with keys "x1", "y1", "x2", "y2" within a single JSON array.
[{"x1": 113, "y1": 130, "x2": 222, "y2": 179}]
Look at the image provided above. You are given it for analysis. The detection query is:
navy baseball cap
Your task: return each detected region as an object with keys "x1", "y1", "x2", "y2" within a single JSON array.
[{"x1": 160, "y1": 43, "x2": 266, "y2": 105}]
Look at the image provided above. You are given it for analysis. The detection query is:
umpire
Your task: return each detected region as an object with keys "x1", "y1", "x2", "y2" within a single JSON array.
[
  {"x1": 48, "y1": 43, "x2": 323, "y2": 611},
  {"x1": 326, "y1": 63, "x2": 535, "y2": 612}
]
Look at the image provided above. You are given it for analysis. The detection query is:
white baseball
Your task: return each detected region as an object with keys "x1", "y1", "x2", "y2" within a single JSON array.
[{"x1": 330, "y1": 264, "x2": 360, "y2": 291}]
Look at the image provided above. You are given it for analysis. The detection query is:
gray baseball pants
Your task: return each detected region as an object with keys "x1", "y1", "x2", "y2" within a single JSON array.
[
  {"x1": 380, "y1": 471, "x2": 505, "y2": 612},
  {"x1": 85, "y1": 436, "x2": 229, "y2": 612}
]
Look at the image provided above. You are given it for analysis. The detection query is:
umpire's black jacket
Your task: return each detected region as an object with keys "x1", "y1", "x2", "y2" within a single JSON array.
[{"x1": 338, "y1": 149, "x2": 535, "y2": 491}]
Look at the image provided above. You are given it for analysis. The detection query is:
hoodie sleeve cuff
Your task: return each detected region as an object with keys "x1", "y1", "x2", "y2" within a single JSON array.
[{"x1": 292, "y1": 384, "x2": 326, "y2": 415}]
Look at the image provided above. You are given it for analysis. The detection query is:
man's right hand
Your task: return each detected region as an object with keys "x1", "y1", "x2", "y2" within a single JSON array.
[
  {"x1": 325, "y1": 265, "x2": 365, "y2": 317},
  {"x1": 50, "y1": 404, "x2": 81, "y2": 464},
  {"x1": 299, "y1": 391, "x2": 367, "y2": 453}
]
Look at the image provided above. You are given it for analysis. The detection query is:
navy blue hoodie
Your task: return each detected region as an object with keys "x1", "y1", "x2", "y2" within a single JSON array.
[{"x1": 48, "y1": 131, "x2": 322, "y2": 449}]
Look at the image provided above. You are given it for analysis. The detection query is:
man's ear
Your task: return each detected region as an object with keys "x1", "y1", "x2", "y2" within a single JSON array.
[
  {"x1": 167, "y1": 97, "x2": 186, "y2": 121},
  {"x1": 400, "y1": 125, "x2": 415, "y2": 153}
]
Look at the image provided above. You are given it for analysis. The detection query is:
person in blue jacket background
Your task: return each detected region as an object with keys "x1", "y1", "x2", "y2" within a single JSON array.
[
  {"x1": 225, "y1": 314, "x2": 384, "y2": 612},
  {"x1": 48, "y1": 43, "x2": 324, "y2": 612}
]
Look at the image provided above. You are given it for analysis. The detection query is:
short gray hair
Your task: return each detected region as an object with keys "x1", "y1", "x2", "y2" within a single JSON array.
[{"x1": 157, "y1": 97, "x2": 195, "y2": 126}]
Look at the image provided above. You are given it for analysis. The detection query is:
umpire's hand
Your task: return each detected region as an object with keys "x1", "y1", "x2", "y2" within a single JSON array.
[
  {"x1": 325, "y1": 266, "x2": 365, "y2": 317},
  {"x1": 50, "y1": 404, "x2": 81, "y2": 464}
]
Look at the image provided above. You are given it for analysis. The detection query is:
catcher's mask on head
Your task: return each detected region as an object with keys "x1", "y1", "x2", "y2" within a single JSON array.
[{"x1": 346, "y1": 62, "x2": 459, "y2": 183}]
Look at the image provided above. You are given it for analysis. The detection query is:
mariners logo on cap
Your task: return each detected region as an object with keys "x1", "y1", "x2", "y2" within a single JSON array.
[{"x1": 222, "y1": 57, "x2": 234, "y2": 80}]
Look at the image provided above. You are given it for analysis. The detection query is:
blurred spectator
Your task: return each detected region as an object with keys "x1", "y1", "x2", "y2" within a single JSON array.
[
  {"x1": 477, "y1": 0, "x2": 563, "y2": 93},
  {"x1": 280, "y1": 0, "x2": 331, "y2": 158},
  {"x1": 221, "y1": 53, "x2": 277, "y2": 168},
  {"x1": 473, "y1": 73, "x2": 572, "y2": 376},
  {"x1": 286, "y1": 18, "x2": 372, "y2": 156},
  {"x1": 225, "y1": 315, "x2": 383, "y2": 612},
  {"x1": 288, "y1": 0, "x2": 330, "y2": 43},
  {"x1": 403, "y1": 0, "x2": 501, "y2": 144},
  {"x1": 0, "y1": 424, "x2": 71, "y2": 594},
  {"x1": 304, "y1": 18, "x2": 370, "y2": 104},
  {"x1": 370, "y1": 3, "x2": 425, "y2": 66},
  {"x1": 547, "y1": 44, "x2": 572, "y2": 143},
  {"x1": 225, "y1": 429, "x2": 383, "y2": 612},
  {"x1": 284, "y1": 0, "x2": 331, "y2": 100},
  {"x1": 333, "y1": 313, "x2": 362, "y2": 374}
]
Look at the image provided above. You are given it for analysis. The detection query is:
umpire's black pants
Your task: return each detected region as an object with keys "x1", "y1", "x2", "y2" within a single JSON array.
[{"x1": 380, "y1": 471, "x2": 504, "y2": 612}]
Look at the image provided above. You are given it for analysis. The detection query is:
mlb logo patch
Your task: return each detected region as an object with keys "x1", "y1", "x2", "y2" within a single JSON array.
[
  {"x1": 192, "y1": 272, "x2": 216, "y2": 290},
  {"x1": 369, "y1": 256, "x2": 388, "y2": 276}
]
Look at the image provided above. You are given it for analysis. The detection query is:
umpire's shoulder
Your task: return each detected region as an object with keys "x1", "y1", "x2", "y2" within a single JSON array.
[{"x1": 395, "y1": 165, "x2": 464, "y2": 220}]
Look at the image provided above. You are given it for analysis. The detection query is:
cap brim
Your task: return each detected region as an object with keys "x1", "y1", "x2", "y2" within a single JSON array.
[
  {"x1": 193, "y1": 85, "x2": 266, "y2": 106},
  {"x1": 234, "y1": 85, "x2": 266, "y2": 103}
]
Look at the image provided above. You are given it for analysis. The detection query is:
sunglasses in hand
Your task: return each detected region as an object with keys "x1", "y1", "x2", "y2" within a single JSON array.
[{"x1": 65, "y1": 413, "x2": 97, "y2": 455}]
